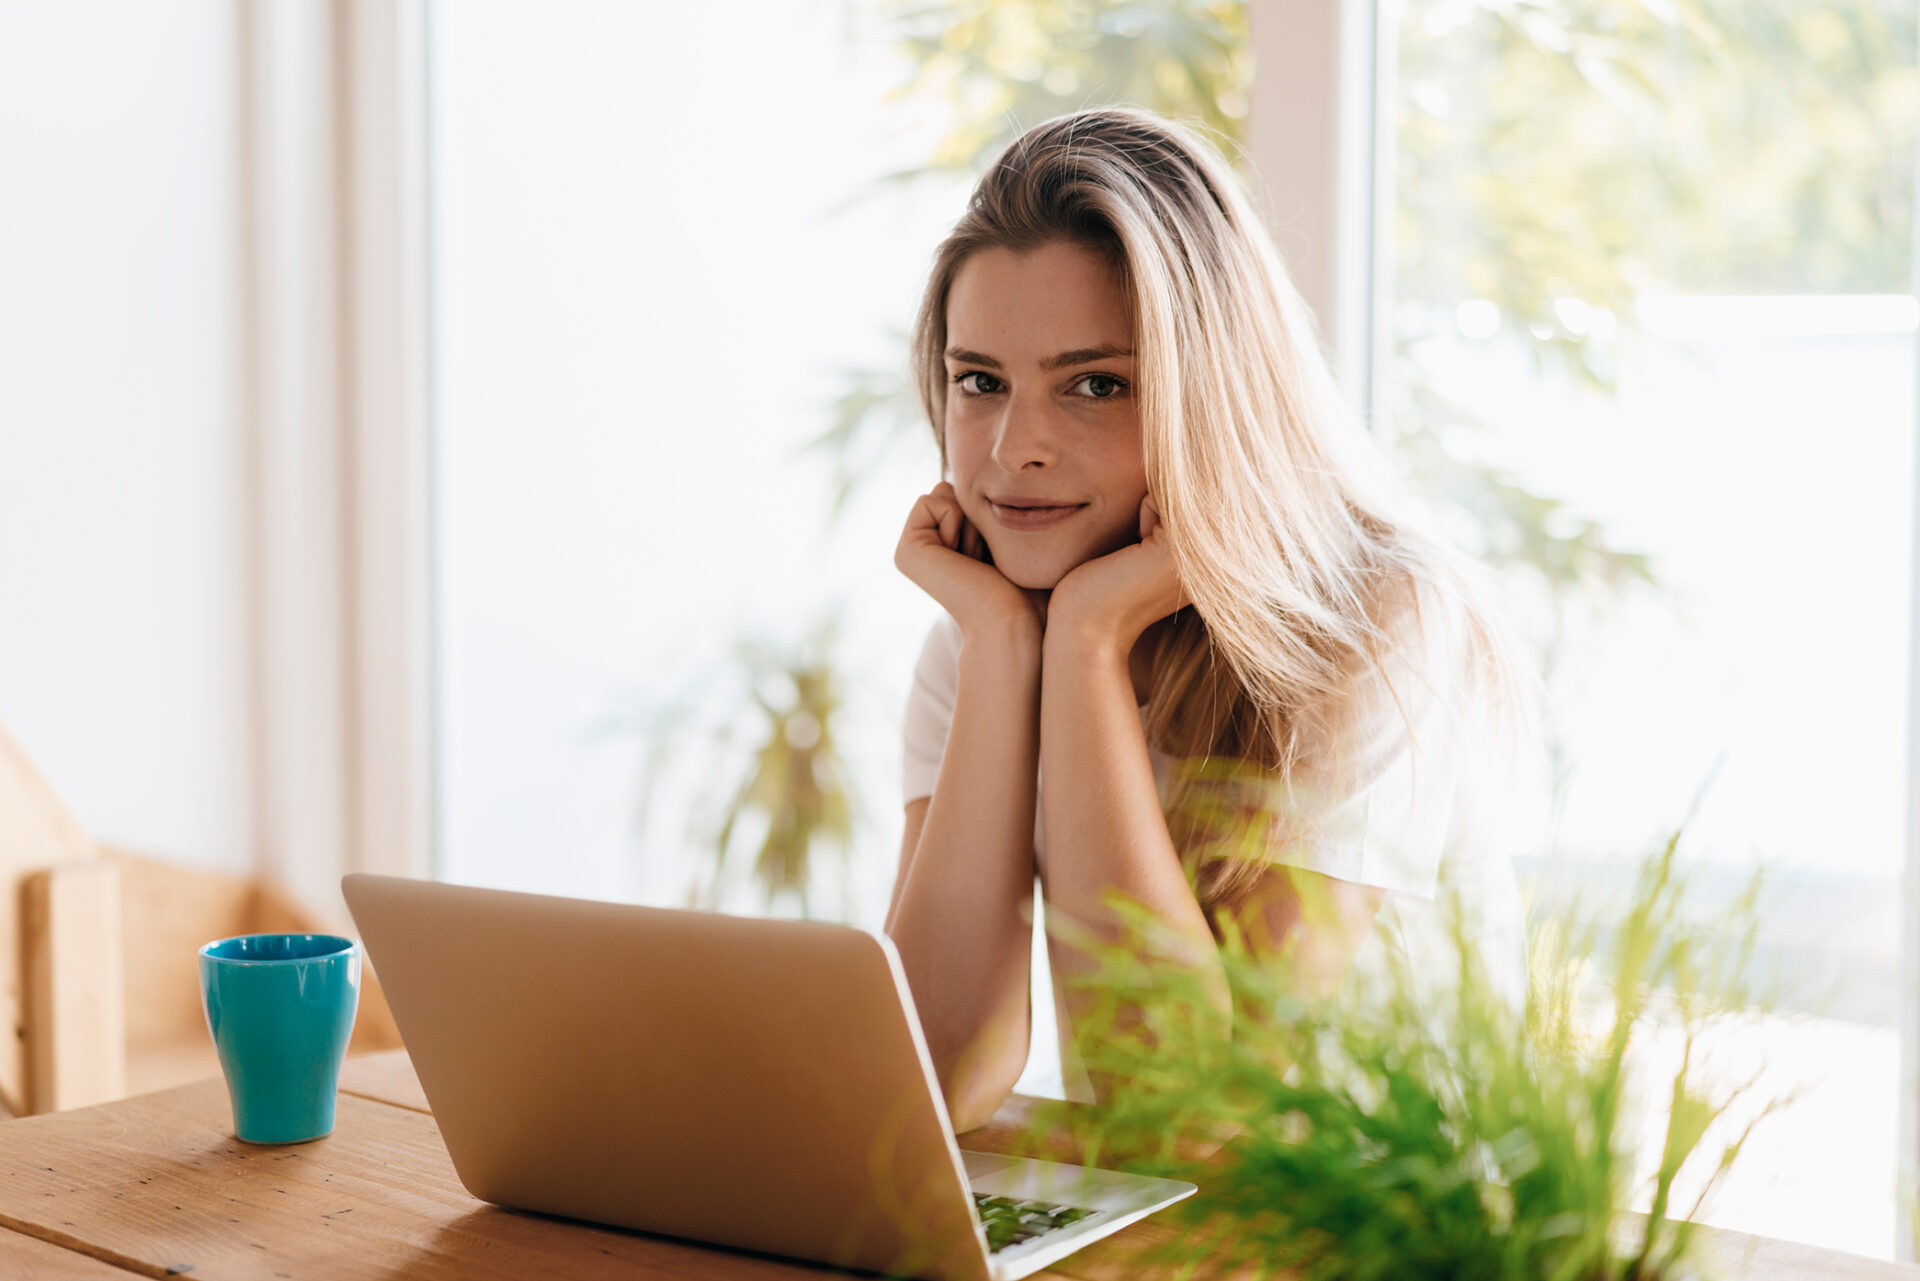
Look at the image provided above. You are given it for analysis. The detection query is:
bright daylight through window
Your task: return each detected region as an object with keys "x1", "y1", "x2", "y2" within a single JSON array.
[
  {"x1": 1382, "y1": 0, "x2": 1916, "y2": 1257},
  {"x1": 427, "y1": 0, "x2": 1917, "y2": 1263}
]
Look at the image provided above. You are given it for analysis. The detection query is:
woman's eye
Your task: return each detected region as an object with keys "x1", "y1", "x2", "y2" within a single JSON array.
[
  {"x1": 950, "y1": 371, "x2": 1001, "y2": 396},
  {"x1": 1074, "y1": 373, "x2": 1128, "y2": 399}
]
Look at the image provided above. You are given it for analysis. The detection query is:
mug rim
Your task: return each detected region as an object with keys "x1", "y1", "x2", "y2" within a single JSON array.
[{"x1": 198, "y1": 932, "x2": 359, "y2": 965}]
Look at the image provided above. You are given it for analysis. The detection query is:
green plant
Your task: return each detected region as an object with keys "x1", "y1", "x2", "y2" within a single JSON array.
[
  {"x1": 840, "y1": 0, "x2": 1253, "y2": 203},
  {"x1": 615, "y1": 610, "x2": 862, "y2": 918},
  {"x1": 1021, "y1": 832, "x2": 1794, "y2": 1281}
]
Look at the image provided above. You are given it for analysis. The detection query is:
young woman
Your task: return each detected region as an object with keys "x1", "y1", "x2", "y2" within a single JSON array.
[{"x1": 884, "y1": 107, "x2": 1540, "y2": 1132}]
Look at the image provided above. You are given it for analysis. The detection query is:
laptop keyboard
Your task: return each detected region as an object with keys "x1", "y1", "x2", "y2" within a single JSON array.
[{"x1": 972, "y1": 1192, "x2": 1096, "y2": 1253}]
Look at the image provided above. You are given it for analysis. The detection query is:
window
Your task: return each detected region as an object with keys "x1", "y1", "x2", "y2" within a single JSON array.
[
  {"x1": 1383, "y1": 0, "x2": 1916, "y2": 1257},
  {"x1": 429, "y1": 0, "x2": 957, "y2": 914},
  {"x1": 425, "y1": 0, "x2": 1254, "y2": 1102},
  {"x1": 421, "y1": 2, "x2": 1917, "y2": 1255}
]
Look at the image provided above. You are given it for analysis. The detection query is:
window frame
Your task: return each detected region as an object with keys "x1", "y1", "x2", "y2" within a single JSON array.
[
  {"x1": 243, "y1": 0, "x2": 435, "y2": 928},
  {"x1": 1247, "y1": 0, "x2": 1388, "y2": 428}
]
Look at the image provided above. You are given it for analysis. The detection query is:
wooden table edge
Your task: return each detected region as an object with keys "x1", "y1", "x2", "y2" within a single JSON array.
[
  {"x1": 14, "y1": 1050, "x2": 1919, "y2": 1281},
  {"x1": 0, "y1": 1212, "x2": 155, "y2": 1279}
]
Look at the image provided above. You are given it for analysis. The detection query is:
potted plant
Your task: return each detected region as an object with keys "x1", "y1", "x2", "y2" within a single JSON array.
[{"x1": 616, "y1": 609, "x2": 862, "y2": 919}]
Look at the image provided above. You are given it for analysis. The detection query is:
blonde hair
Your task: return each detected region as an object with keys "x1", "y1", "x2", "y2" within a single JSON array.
[{"x1": 908, "y1": 107, "x2": 1540, "y2": 919}]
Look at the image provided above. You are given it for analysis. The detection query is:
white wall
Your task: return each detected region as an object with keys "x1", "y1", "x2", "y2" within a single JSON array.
[{"x1": 0, "y1": 1, "x2": 254, "y2": 876}]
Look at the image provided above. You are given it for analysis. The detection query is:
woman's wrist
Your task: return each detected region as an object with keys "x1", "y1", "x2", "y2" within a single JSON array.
[
  {"x1": 1040, "y1": 608, "x2": 1133, "y2": 665},
  {"x1": 957, "y1": 608, "x2": 1045, "y2": 665}
]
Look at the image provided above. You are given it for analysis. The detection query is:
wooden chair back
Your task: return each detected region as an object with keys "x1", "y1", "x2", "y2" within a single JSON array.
[
  {"x1": 0, "y1": 718, "x2": 401, "y2": 1117},
  {"x1": 0, "y1": 719, "x2": 104, "y2": 1115}
]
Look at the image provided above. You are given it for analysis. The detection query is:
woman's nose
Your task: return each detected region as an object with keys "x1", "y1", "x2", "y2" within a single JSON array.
[{"x1": 988, "y1": 400, "x2": 1059, "y2": 471}]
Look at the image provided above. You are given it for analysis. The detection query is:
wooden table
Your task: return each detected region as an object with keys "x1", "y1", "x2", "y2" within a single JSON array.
[{"x1": 0, "y1": 1050, "x2": 1912, "y2": 1280}]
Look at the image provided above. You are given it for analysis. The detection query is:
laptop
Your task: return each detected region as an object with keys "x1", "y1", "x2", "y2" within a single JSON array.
[{"x1": 340, "y1": 874, "x2": 1196, "y2": 1281}]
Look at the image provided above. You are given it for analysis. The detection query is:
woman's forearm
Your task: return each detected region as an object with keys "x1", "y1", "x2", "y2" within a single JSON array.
[
  {"x1": 885, "y1": 616, "x2": 1043, "y2": 1130},
  {"x1": 1038, "y1": 621, "x2": 1231, "y2": 1081}
]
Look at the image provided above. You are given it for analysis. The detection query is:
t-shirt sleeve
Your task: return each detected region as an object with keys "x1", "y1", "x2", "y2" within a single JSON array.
[
  {"x1": 1174, "y1": 587, "x2": 1480, "y2": 901},
  {"x1": 1282, "y1": 588, "x2": 1480, "y2": 899},
  {"x1": 900, "y1": 612, "x2": 964, "y2": 805}
]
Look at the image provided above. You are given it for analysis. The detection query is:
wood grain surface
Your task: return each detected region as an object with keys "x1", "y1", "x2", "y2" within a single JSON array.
[
  {"x1": 1, "y1": 1052, "x2": 1915, "y2": 1281},
  {"x1": 0, "y1": 1078, "x2": 898, "y2": 1280},
  {"x1": 0, "y1": 1228, "x2": 142, "y2": 1280},
  {"x1": 336, "y1": 1050, "x2": 430, "y2": 1115}
]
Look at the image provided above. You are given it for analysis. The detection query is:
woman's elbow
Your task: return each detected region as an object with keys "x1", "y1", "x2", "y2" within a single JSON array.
[
  {"x1": 936, "y1": 1017, "x2": 1030, "y2": 1133},
  {"x1": 943, "y1": 1072, "x2": 1018, "y2": 1135}
]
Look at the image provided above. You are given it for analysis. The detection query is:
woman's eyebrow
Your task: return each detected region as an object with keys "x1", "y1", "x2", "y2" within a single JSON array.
[{"x1": 943, "y1": 343, "x2": 1134, "y2": 371}]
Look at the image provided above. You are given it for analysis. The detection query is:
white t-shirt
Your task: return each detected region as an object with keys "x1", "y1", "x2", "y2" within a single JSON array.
[{"x1": 899, "y1": 596, "x2": 1536, "y2": 1101}]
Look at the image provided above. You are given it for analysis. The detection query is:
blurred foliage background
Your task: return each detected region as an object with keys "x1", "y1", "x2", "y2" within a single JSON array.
[
  {"x1": 669, "y1": 0, "x2": 1915, "y2": 915},
  {"x1": 823, "y1": 0, "x2": 1914, "y2": 594},
  {"x1": 807, "y1": 0, "x2": 1914, "y2": 873},
  {"x1": 611, "y1": 611, "x2": 863, "y2": 918}
]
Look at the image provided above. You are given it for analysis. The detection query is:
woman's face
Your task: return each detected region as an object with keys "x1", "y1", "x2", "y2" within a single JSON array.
[{"x1": 942, "y1": 240, "x2": 1147, "y2": 591}]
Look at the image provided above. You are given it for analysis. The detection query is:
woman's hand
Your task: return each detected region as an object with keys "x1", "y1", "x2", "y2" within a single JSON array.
[
  {"x1": 1048, "y1": 493, "x2": 1191, "y2": 650},
  {"x1": 895, "y1": 482, "x2": 1044, "y2": 638}
]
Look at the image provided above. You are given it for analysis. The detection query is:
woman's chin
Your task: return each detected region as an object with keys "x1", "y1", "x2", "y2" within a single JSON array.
[{"x1": 988, "y1": 556, "x2": 1073, "y2": 592}]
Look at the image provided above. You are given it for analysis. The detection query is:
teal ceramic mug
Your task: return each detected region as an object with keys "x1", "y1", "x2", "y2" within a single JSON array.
[{"x1": 198, "y1": 933, "x2": 361, "y2": 1144}]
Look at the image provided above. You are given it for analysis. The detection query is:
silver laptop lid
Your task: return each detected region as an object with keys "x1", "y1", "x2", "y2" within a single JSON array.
[{"x1": 342, "y1": 873, "x2": 992, "y2": 1281}]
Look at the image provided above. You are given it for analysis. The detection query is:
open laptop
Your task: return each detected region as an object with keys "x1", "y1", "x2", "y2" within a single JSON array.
[{"x1": 341, "y1": 874, "x2": 1196, "y2": 1281}]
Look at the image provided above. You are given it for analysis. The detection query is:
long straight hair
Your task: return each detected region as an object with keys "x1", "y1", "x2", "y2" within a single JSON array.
[{"x1": 908, "y1": 107, "x2": 1539, "y2": 918}]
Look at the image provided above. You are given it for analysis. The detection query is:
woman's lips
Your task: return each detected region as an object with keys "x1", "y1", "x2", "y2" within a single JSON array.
[{"x1": 990, "y1": 502, "x2": 1086, "y2": 530}]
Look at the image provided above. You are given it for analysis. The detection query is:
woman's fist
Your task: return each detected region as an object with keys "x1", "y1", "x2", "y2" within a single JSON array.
[
  {"x1": 894, "y1": 482, "x2": 1041, "y2": 638},
  {"x1": 1048, "y1": 492, "x2": 1191, "y2": 649}
]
